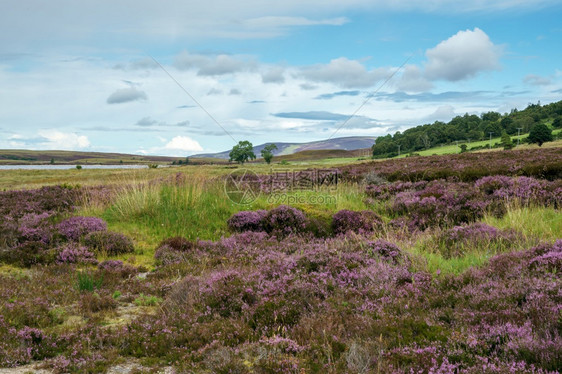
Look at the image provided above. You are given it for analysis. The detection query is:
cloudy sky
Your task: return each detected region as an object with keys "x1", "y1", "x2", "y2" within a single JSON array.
[{"x1": 1, "y1": 0, "x2": 561, "y2": 156}]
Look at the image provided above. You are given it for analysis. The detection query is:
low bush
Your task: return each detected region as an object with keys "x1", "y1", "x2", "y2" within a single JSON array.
[
  {"x1": 56, "y1": 243, "x2": 98, "y2": 265},
  {"x1": 0, "y1": 241, "x2": 57, "y2": 267},
  {"x1": 332, "y1": 209, "x2": 381, "y2": 235},
  {"x1": 84, "y1": 231, "x2": 134, "y2": 255},
  {"x1": 227, "y1": 210, "x2": 268, "y2": 232},
  {"x1": 57, "y1": 216, "x2": 107, "y2": 241},
  {"x1": 262, "y1": 205, "x2": 308, "y2": 237}
]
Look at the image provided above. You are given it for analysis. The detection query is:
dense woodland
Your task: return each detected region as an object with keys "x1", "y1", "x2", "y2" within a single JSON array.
[{"x1": 372, "y1": 100, "x2": 562, "y2": 158}]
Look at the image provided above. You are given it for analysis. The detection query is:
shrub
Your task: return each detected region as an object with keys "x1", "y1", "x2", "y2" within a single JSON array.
[
  {"x1": 332, "y1": 209, "x2": 381, "y2": 235},
  {"x1": 56, "y1": 244, "x2": 98, "y2": 265},
  {"x1": 262, "y1": 205, "x2": 308, "y2": 237},
  {"x1": 154, "y1": 244, "x2": 188, "y2": 266},
  {"x1": 366, "y1": 239, "x2": 404, "y2": 264},
  {"x1": 392, "y1": 182, "x2": 487, "y2": 229},
  {"x1": 79, "y1": 292, "x2": 117, "y2": 314},
  {"x1": 227, "y1": 210, "x2": 267, "y2": 232},
  {"x1": 97, "y1": 260, "x2": 125, "y2": 272},
  {"x1": 156, "y1": 236, "x2": 196, "y2": 252},
  {"x1": 84, "y1": 231, "x2": 134, "y2": 255},
  {"x1": 17, "y1": 212, "x2": 54, "y2": 244},
  {"x1": 57, "y1": 216, "x2": 107, "y2": 241},
  {"x1": 0, "y1": 241, "x2": 57, "y2": 267}
]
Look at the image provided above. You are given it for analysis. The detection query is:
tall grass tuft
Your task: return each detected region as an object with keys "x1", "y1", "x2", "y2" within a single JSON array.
[{"x1": 75, "y1": 272, "x2": 103, "y2": 292}]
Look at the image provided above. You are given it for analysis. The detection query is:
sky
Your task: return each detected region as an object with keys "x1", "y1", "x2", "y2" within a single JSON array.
[{"x1": 0, "y1": 0, "x2": 561, "y2": 156}]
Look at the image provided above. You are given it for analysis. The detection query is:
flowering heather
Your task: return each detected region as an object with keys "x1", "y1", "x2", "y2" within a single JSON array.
[
  {"x1": 332, "y1": 209, "x2": 381, "y2": 235},
  {"x1": 154, "y1": 244, "x2": 188, "y2": 266},
  {"x1": 157, "y1": 236, "x2": 197, "y2": 252},
  {"x1": 0, "y1": 185, "x2": 79, "y2": 220},
  {"x1": 365, "y1": 180, "x2": 428, "y2": 200},
  {"x1": 17, "y1": 211, "x2": 54, "y2": 244},
  {"x1": 366, "y1": 239, "x2": 405, "y2": 264},
  {"x1": 97, "y1": 259, "x2": 125, "y2": 271},
  {"x1": 262, "y1": 205, "x2": 308, "y2": 237},
  {"x1": 340, "y1": 147, "x2": 562, "y2": 182},
  {"x1": 84, "y1": 231, "x2": 134, "y2": 255},
  {"x1": 57, "y1": 216, "x2": 107, "y2": 241},
  {"x1": 528, "y1": 239, "x2": 562, "y2": 272},
  {"x1": 446, "y1": 222, "x2": 501, "y2": 243},
  {"x1": 227, "y1": 210, "x2": 268, "y2": 232},
  {"x1": 392, "y1": 181, "x2": 487, "y2": 229},
  {"x1": 56, "y1": 244, "x2": 98, "y2": 265}
]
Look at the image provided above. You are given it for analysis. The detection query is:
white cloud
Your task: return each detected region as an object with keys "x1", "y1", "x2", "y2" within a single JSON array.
[
  {"x1": 422, "y1": 105, "x2": 457, "y2": 123},
  {"x1": 262, "y1": 67, "x2": 286, "y2": 84},
  {"x1": 106, "y1": 87, "x2": 148, "y2": 104},
  {"x1": 164, "y1": 136, "x2": 203, "y2": 152},
  {"x1": 425, "y1": 28, "x2": 502, "y2": 81},
  {"x1": 396, "y1": 65, "x2": 433, "y2": 92},
  {"x1": 523, "y1": 74, "x2": 551, "y2": 86},
  {"x1": 301, "y1": 57, "x2": 390, "y2": 88},
  {"x1": 38, "y1": 130, "x2": 91, "y2": 150},
  {"x1": 243, "y1": 16, "x2": 348, "y2": 29},
  {"x1": 174, "y1": 51, "x2": 256, "y2": 76}
]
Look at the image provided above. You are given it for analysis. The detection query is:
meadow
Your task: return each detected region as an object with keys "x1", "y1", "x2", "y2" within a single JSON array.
[{"x1": 0, "y1": 146, "x2": 561, "y2": 373}]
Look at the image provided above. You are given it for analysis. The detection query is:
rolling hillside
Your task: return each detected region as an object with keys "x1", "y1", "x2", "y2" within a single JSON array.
[{"x1": 191, "y1": 136, "x2": 377, "y2": 159}]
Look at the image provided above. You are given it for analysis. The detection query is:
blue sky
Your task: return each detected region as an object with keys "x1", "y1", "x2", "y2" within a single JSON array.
[{"x1": 1, "y1": 0, "x2": 561, "y2": 156}]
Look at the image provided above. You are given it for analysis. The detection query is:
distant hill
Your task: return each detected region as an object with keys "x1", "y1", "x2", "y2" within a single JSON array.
[
  {"x1": 0, "y1": 149, "x2": 187, "y2": 165},
  {"x1": 192, "y1": 136, "x2": 377, "y2": 160}
]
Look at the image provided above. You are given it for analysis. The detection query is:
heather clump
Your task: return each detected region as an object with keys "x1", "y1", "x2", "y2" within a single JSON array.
[
  {"x1": 17, "y1": 212, "x2": 55, "y2": 244},
  {"x1": 262, "y1": 205, "x2": 308, "y2": 237},
  {"x1": 57, "y1": 216, "x2": 107, "y2": 241},
  {"x1": 154, "y1": 244, "x2": 187, "y2": 266},
  {"x1": 392, "y1": 181, "x2": 487, "y2": 229},
  {"x1": 154, "y1": 236, "x2": 197, "y2": 266},
  {"x1": 528, "y1": 239, "x2": 562, "y2": 272},
  {"x1": 332, "y1": 209, "x2": 382, "y2": 235},
  {"x1": 157, "y1": 236, "x2": 197, "y2": 252},
  {"x1": 365, "y1": 239, "x2": 405, "y2": 264},
  {"x1": 431, "y1": 222, "x2": 522, "y2": 259},
  {"x1": 56, "y1": 243, "x2": 98, "y2": 265},
  {"x1": 0, "y1": 241, "x2": 58, "y2": 267},
  {"x1": 227, "y1": 209, "x2": 268, "y2": 232},
  {"x1": 365, "y1": 180, "x2": 428, "y2": 200},
  {"x1": 84, "y1": 231, "x2": 134, "y2": 255}
]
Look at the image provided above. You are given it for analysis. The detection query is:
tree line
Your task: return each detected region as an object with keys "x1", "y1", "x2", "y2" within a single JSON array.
[{"x1": 372, "y1": 100, "x2": 562, "y2": 158}]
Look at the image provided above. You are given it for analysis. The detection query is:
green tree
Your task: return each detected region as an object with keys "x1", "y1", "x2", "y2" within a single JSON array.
[
  {"x1": 229, "y1": 140, "x2": 256, "y2": 164},
  {"x1": 501, "y1": 131, "x2": 514, "y2": 150},
  {"x1": 50, "y1": 158, "x2": 55, "y2": 164},
  {"x1": 527, "y1": 124, "x2": 553, "y2": 147},
  {"x1": 459, "y1": 144, "x2": 467, "y2": 153},
  {"x1": 260, "y1": 144, "x2": 278, "y2": 164},
  {"x1": 552, "y1": 117, "x2": 562, "y2": 129}
]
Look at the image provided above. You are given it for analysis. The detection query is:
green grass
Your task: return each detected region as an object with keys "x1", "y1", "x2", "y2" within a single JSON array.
[{"x1": 483, "y1": 204, "x2": 562, "y2": 241}]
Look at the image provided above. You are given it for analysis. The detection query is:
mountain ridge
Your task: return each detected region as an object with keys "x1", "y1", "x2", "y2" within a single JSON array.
[{"x1": 191, "y1": 136, "x2": 377, "y2": 160}]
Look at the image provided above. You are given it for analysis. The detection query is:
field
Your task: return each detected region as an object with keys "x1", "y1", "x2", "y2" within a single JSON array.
[{"x1": 0, "y1": 146, "x2": 561, "y2": 373}]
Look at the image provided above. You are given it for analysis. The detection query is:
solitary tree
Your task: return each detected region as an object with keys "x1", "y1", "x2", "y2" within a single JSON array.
[
  {"x1": 553, "y1": 117, "x2": 562, "y2": 129},
  {"x1": 459, "y1": 144, "x2": 468, "y2": 153},
  {"x1": 527, "y1": 124, "x2": 553, "y2": 147},
  {"x1": 260, "y1": 144, "x2": 278, "y2": 164},
  {"x1": 501, "y1": 131, "x2": 514, "y2": 150},
  {"x1": 229, "y1": 140, "x2": 256, "y2": 164}
]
